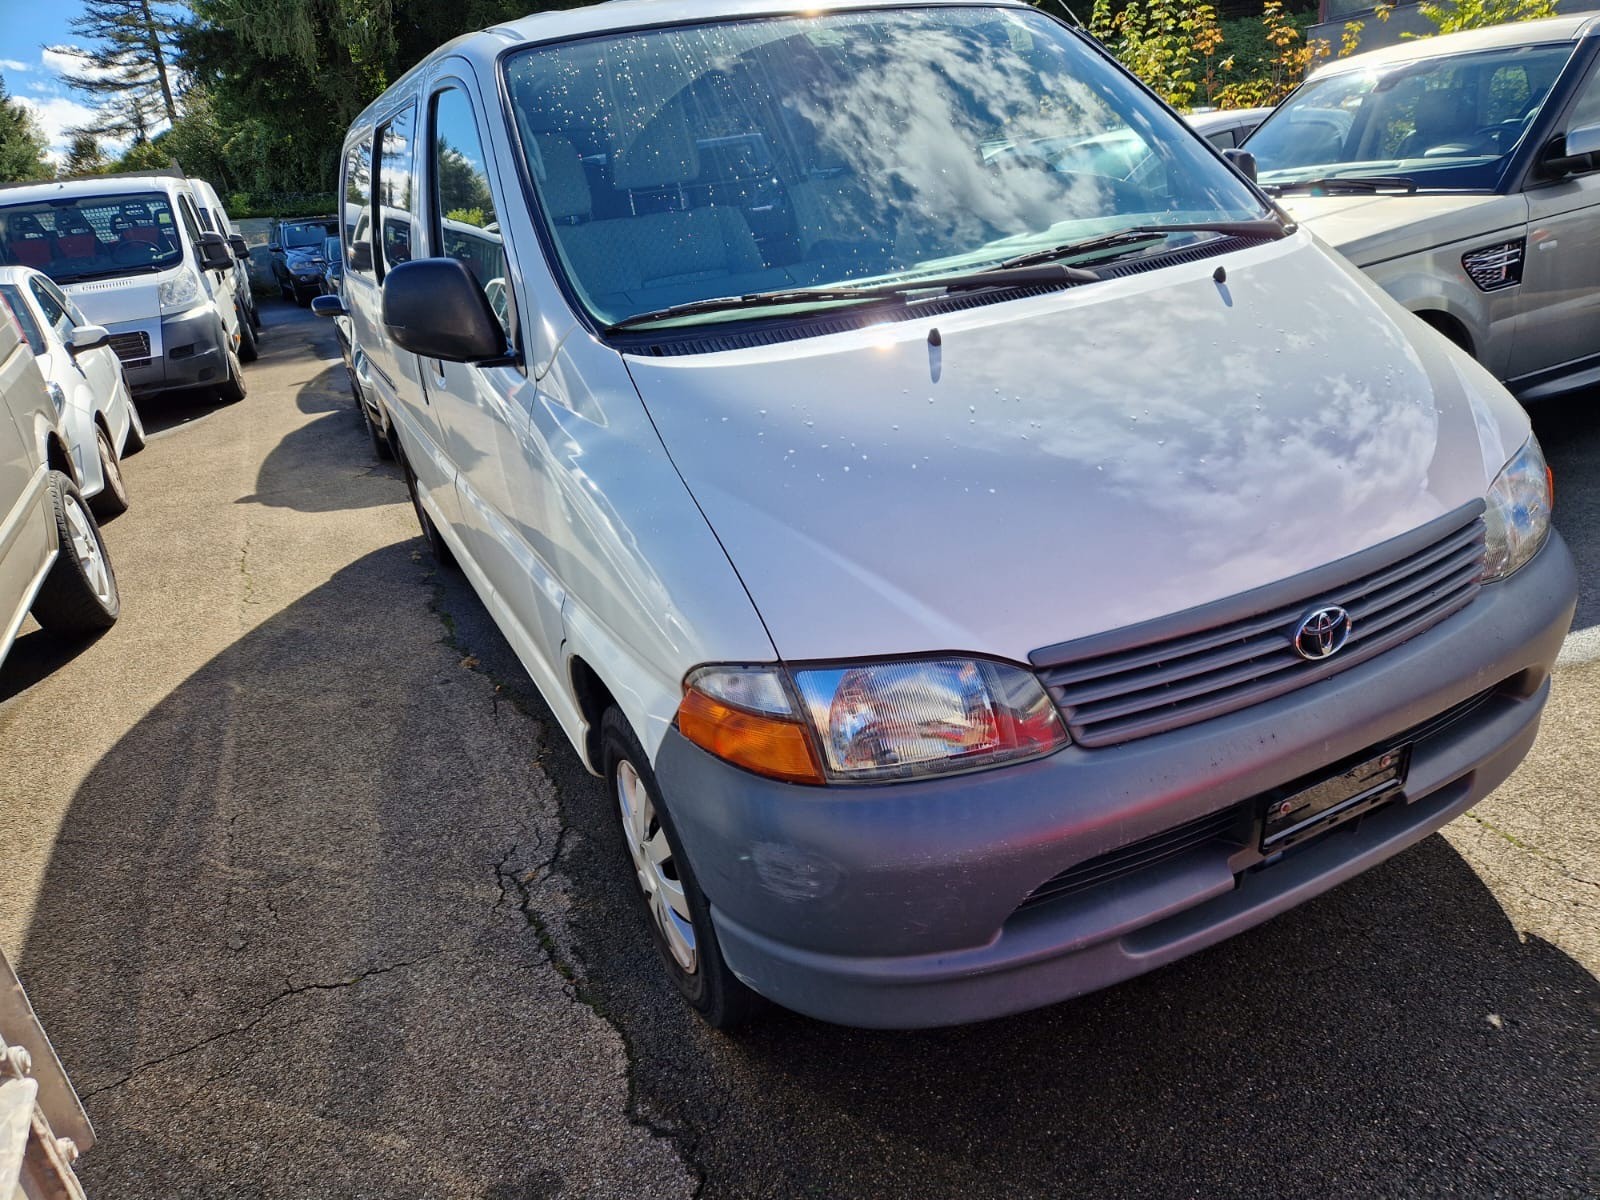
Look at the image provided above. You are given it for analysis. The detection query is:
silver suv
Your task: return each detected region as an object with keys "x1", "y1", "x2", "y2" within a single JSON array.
[
  {"x1": 1245, "y1": 13, "x2": 1600, "y2": 401},
  {"x1": 0, "y1": 296, "x2": 120, "y2": 670}
]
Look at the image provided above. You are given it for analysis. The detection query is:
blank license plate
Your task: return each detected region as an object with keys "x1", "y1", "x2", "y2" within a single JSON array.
[{"x1": 1261, "y1": 746, "x2": 1407, "y2": 852}]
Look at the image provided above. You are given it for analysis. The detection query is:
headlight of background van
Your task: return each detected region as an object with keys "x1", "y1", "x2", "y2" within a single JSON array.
[
  {"x1": 158, "y1": 271, "x2": 202, "y2": 313},
  {"x1": 677, "y1": 658, "x2": 1067, "y2": 786},
  {"x1": 1481, "y1": 435, "x2": 1552, "y2": 582}
]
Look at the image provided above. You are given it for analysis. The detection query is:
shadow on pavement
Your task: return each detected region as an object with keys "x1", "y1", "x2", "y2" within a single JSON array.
[
  {"x1": 15, "y1": 546, "x2": 625, "y2": 1197},
  {"x1": 0, "y1": 625, "x2": 107, "y2": 705},
  {"x1": 237, "y1": 363, "x2": 401, "y2": 512}
]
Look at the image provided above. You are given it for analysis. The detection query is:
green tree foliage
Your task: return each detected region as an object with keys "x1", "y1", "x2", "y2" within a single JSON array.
[
  {"x1": 51, "y1": 0, "x2": 181, "y2": 143},
  {"x1": 0, "y1": 76, "x2": 53, "y2": 183},
  {"x1": 63, "y1": 133, "x2": 110, "y2": 177},
  {"x1": 1413, "y1": 0, "x2": 1557, "y2": 35},
  {"x1": 1089, "y1": 0, "x2": 1228, "y2": 109}
]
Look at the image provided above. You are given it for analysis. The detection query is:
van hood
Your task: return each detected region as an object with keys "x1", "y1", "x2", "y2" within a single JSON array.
[
  {"x1": 1276, "y1": 192, "x2": 1527, "y2": 266},
  {"x1": 625, "y1": 234, "x2": 1528, "y2": 664},
  {"x1": 61, "y1": 273, "x2": 166, "y2": 328}
]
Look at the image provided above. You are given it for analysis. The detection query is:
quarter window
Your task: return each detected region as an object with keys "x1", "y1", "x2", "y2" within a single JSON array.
[
  {"x1": 344, "y1": 136, "x2": 373, "y2": 270},
  {"x1": 430, "y1": 86, "x2": 510, "y2": 336},
  {"x1": 28, "y1": 277, "x2": 72, "y2": 339},
  {"x1": 376, "y1": 105, "x2": 417, "y2": 274}
]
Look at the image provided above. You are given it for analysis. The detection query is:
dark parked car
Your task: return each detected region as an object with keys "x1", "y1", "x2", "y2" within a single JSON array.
[
  {"x1": 268, "y1": 217, "x2": 340, "y2": 305},
  {"x1": 319, "y1": 235, "x2": 345, "y2": 296}
]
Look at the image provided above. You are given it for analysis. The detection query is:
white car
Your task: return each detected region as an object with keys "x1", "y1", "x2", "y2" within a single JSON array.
[{"x1": 0, "y1": 266, "x2": 144, "y2": 520}]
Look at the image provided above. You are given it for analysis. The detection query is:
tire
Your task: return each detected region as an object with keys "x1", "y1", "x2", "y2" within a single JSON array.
[
  {"x1": 216, "y1": 345, "x2": 247, "y2": 404},
  {"x1": 121, "y1": 396, "x2": 147, "y2": 456},
  {"x1": 279, "y1": 279, "x2": 294, "y2": 303},
  {"x1": 88, "y1": 424, "x2": 130, "y2": 520},
  {"x1": 400, "y1": 454, "x2": 455, "y2": 568},
  {"x1": 602, "y1": 708, "x2": 759, "y2": 1029},
  {"x1": 295, "y1": 287, "x2": 311, "y2": 308},
  {"x1": 248, "y1": 298, "x2": 262, "y2": 332},
  {"x1": 31, "y1": 472, "x2": 119, "y2": 635},
  {"x1": 236, "y1": 306, "x2": 259, "y2": 363},
  {"x1": 364, "y1": 403, "x2": 394, "y2": 461}
]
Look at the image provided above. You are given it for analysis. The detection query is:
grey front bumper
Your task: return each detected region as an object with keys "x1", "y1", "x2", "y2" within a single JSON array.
[
  {"x1": 122, "y1": 309, "x2": 228, "y2": 398},
  {"x1": 654, "y1": 533, "x2": 1577, "y2": 1029}
]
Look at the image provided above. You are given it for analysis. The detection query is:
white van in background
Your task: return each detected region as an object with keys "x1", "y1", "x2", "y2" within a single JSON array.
[
  {"x1": 189, "y1": 176, "x2": 262, "y2": 353},
  {"x1": 0, "y1": 171, "x2": 248, "y2": 405}
]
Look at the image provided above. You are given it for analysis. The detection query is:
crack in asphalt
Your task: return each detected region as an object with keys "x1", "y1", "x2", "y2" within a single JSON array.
[
  {"x1": 79, "y1": 954, "x2": 439, "y2": 1101},
  {"x1": 1462, "y1": 809, "x2": 1600, "y2": 890}
]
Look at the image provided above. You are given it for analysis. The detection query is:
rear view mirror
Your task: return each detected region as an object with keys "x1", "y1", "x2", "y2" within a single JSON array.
[
  {"x1": 198, "y1": 231, "x2": 234, "y2": 272},
  {"x1": 66, "y1": 324, "x2": 110, "y2": 355},
  {"x1": 1539, "y1": 122, "x2": 1600, "y2": 178},
  {"x1": 229, "y1": 233, "x2": 250, "y2": 261},
  {"x1": 349, "y1": 241, "x2": 372, "y2": 272},
  {"x1": 1223, "y1": 148, "x2": 1258, "y2": 183},
  {"x1": 310, "y1": 293, "x2": 348, "y2": 319},
  {"x1": 382, "y1": 257, "x2": 511, "y2": 365},
  {"x1": 267, "y1": 242, "x2": 282, "y2": 253}
]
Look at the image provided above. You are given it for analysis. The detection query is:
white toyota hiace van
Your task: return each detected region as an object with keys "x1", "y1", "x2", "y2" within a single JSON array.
[
  {"x1": 321, "y1": 0, "x2": 1577, "y2": 1028},
  {"x1": 0, "y1": 172, "x2": 248, "y2": 404}
]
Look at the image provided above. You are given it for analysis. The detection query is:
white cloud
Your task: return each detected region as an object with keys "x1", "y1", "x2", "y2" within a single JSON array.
[
  {"x1": 40, "y1": 46, "x2": 120, "y2": 84},
  {"x1": 15, "y1": 95, "x2": 130, "y2": 165},
  {"x1": 0, "y1": 59, "x2": 30, "y2": 73}
]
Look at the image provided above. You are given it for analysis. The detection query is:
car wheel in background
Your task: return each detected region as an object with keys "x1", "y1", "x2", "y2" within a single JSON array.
[
  {"x1": 88, "y1": 425, "x2": 130, "y2": 520},
  {"x1": 399, "y1": 454, "x2": 455, "y2": 568},
  {"x1": 237, "y1": 306, "x2": 259, "y2": 363},
  {"x1": 31, "y1": 472, "x2": 119, "y2": 634},
  {"x1": 279, "y1": 279, "x2": 294, "y2": 303},
  {"x1": 248, "y1": 298, "x2": 262, "y2": 332},
  {"x1": 602, "y1": 707, "x2": 759, "y2": 1030},
  {"x1": 216, "y1": 346, "x2": 248, "y2": 404}
]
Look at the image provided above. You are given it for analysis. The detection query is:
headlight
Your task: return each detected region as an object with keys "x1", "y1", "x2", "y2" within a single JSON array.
[
  {"x1": 158, "y1": 271, "x2": 201, "y2": 313},
  {"x1": 677, "y1": 658, "x2": 1067, "y2": 785},
  {"x1": 1482, "y1": 435, "x2": 1552, "y2": 582}
]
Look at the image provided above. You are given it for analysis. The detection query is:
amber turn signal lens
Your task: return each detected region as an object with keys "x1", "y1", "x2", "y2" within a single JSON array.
[{"x1": 677, "y1": 687, "x2": 825, "y2": 785}]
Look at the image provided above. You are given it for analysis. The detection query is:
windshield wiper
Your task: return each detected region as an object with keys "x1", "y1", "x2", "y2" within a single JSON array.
[
  {"x1": 998, "y1": 218, "x2": 1292, "y2": 271},
  {"x1": 53, "y1": 262, "x2": 171, "y2": 283},
  {"x1": 604, "y1": 262, "x2": 1100, "y2": 332},
  {"x1": 1262, "y1": 176, "x2": 1418, "y2": 197}
]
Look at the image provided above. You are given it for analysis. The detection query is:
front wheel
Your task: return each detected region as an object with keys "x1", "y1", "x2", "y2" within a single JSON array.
[
  {"x1": 88, "y1": 425, "x2": 130, "y2": 520},
  {"x1": 236, "y1": 306, "x2": 259, "y2": 363},
  {"x1": 31, "y1": 472, "x2": 119, "y2": 634},
  {"x1": 216, "y1": 345, "x2": 247, "y2": 404},
  {"x1": 602, "y1": 708, "x2": 758, "y2": 1029}
]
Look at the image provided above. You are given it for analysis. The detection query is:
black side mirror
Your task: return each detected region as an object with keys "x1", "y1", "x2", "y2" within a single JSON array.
[
  {"x1": 310, "y1": 293, "x2": 349, "y2": 319},
  {"x1": 349, "y1": 241, "x2": 372, "y2": 272},
  {"x1": 198, "y1": 231, "x2": 234, "y2": 272},
  {"x1": 229, "y1": 233, "x2": 250, "y2": 261},
  {"x1": 382, "y1": 257, "x2": 510, "y2": 364},
  {"x1": 1223, "y1": 148, "x2": 1257, "y2": 183}
]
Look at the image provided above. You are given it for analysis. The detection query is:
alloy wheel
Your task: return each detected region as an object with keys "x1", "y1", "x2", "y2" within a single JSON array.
[
  {"x1": 63, "y1": 493, "x2": 112, "y2": 604},
  {"x1": 615, "y1": 759, "x2": 698, "y2": 974}
]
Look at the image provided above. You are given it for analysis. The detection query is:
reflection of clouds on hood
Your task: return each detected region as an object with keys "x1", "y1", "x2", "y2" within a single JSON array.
[{"x1": 789, "y1": 24, "x2": 1116, "y2": 250}]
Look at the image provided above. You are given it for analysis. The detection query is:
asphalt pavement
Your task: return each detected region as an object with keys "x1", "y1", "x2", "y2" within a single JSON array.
[{"x1": 0, "y1": 300, "x2": 1595, "y2": 1198}]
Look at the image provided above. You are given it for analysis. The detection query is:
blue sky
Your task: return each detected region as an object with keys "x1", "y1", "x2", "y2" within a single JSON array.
[{"x1": 0, "y1": 1, "x2": 165, "y2": 164}]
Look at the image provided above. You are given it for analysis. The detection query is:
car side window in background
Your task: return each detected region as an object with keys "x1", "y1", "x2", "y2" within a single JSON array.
[
  {"x1": 27, "y1": 277, "x2": 72, "y2": 339},
  {"x1": 430, "y1": 85, "x2": 510, "y2": 336},
  {"x1": 1569, "y1": 63, "x2": 1600, "y2": 131},
  {"x1": 0, "y1": 285, "x2": 44, "y2": 351},
  {"x1": 176, "y1": 194, "x2": 204, "y2": 249},
  {"x1": 376, "y1": 105, "x2": 417, "y2": 274},
  {"x1": 344, "y1": 136, "x2": 373, "y2": 267}
]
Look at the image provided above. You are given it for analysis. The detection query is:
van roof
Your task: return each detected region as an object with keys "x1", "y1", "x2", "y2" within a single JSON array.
[
  {"x1": 1307, "y1": 10, "x2": 1600, "y2": 81},
  {"x1": 352, "y1": 0, "x2": 1034, "y2": 128},
  {"x1": 0, "y1": 172, "x2": 201, "y2": 205}
]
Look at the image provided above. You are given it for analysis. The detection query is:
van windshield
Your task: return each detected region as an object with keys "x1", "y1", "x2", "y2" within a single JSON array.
[
  {"x1": 503, "y1": 6, "x2": 1269, "y2": 328},
  {"x1": 0, "y1": 192, "x2": 185, "y2": 284},
  {"x1": 1247, "y1": 42, "x2": 1574, "y2": 191}
]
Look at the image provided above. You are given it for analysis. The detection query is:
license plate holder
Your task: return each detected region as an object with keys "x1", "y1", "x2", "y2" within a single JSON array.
[{"x1": 1261, "y1": 745, "x2": 1408, "y2": 853}]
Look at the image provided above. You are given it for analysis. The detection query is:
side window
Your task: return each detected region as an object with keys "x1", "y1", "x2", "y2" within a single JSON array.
[
  {"x1": 176, "y1": 194, "x2": 204, "y2": 249},
  {"x1": 1570, "y1": 63, "x2": 1600, "y2": 132},
  {"x1": 28, "y1": 277, "x2": 72, "y2": 339},
  {"x1": 37, "y1": 277, "x2": 83, "y2": 328},
  {"x1": 375, "y1": 105, "x2": 417, "y2": 275},
  {"x1": 1207, "y1": 130, "x2": 1236, "y2": 150},
  {"x1": 343, "y1": 136, "x2": 373, "y2": 275},
  {"x1": 430, "y1": 85, "x2": 510, "y2": 336}
]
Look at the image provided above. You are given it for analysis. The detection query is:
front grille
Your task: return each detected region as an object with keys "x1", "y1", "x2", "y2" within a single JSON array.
[
  {"x1": 1033, "y1": 503, "x2": 1486, "y2": 748},
  {"x1": 1016, "y1": 804, "x2": 1248, "y2": 912},
  {"x1": 107, "y1": 330, "x2": 151, "y2": 368}
]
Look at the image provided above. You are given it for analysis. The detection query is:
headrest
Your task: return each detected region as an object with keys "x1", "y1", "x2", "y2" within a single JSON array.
[
  {"x1": 11, "y1": 214, "x2": 44, "y2": 235},
  {"x1": 531, "y1": 133, "x2": 591, "y2": 222},
  {"x1": 611, "y1": 99, "x2": 700, "y2": 191}
]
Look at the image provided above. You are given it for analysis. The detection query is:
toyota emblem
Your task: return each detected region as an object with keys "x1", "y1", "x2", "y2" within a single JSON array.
[{"x1": 1293, "y1": 605, "x2": 1353, "y2": 661}]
